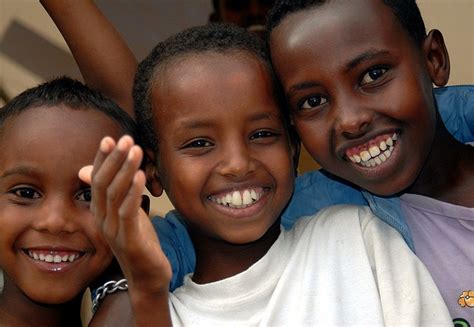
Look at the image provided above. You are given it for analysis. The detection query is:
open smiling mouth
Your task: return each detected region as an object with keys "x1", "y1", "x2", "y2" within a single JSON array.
[
  {"x1": 346, "y1": 133, "x2": 398, "y2": 168},
  {"x1": 25, "y1": 249, "x2": 84, "y2": 263},
  {"x1": 208, "y1": 187, "x2": 264, "y2": 209}
]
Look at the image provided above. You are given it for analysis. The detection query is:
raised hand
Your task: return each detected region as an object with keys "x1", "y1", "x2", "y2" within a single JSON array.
[{"x1": 79, "y1": 135, "x2": 172, "y2": 325}]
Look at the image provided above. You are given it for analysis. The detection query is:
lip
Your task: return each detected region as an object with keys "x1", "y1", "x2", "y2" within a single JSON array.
[
  {"x1": 22, "y1": 246, "x2": 86, "y2": 273},
  {"x1": 336, "y1": 128, "x2": 400, "y2": 159},
  {"x1": 348, "y1": 133, "x2": 402, "y2": 179},
  {"x1": 207, "y1": 186, "x2": 271, "y2": 219}
]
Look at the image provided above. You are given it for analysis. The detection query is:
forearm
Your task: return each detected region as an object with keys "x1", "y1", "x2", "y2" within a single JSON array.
[
  {"x1": 129, "y1": 289, "x2": 172, "y2": 327},
  {"x1": 40, "y1": 0, "x2": 137, "y2": 115}
]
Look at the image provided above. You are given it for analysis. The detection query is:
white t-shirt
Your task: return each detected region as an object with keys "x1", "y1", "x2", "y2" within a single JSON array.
[{"x1": 169, "y1": 205, "x2": 451, "y2": 326}]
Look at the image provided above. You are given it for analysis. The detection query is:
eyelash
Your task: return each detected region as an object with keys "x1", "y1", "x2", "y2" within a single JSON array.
[
  {"x1": 250, "y1": 130, "x2": 279, "y2": 140},
  {"x1": 297, "y1": 95, "x2": 329, "y2": 112},
  {"x1": 10, "y1": 187, "x2": 41, "y2": 200},
  {"x1": 75, "y1": 188, "x2": 92, "y2": 202},
  {"x1": 360, "y1": 66, "x2": 388, "y2": 85},
  {"x1": 182, "y1": 139, "x2": 214, "y2": 149}
]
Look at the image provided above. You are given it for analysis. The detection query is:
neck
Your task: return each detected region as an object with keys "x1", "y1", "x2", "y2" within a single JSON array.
[
  {"x1": 406, "y1": 116, "x2": 474, "y2": 207},
  {"x1": 0, "y1": 275, "x2": 83, "y2": 327},
  {"x1": 190, "y1": 220, "x2": 281, "y2": 284}
]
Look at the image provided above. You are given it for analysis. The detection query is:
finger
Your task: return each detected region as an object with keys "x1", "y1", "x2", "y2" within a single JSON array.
[
  {"x1": 78, "y1": 165, "x2": 93, "y2": 185},
  {"x1": 92, "y1": 135, "x2": 134, "y2": 228},
  {"x1": 104, "y1": 144, "x2": 143, "y2": 218},
  {"x1": 118, "y1": 169, "x2": 147, "y2": 227}
]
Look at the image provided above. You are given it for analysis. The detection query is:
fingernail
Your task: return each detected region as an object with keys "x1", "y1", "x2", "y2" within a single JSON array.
[
  {"x1": 100, "y1": 137, "x2": 112, "y2": 152},
  {"x1": 117, "y1": 136, "x2": 131, "y2": 151}
]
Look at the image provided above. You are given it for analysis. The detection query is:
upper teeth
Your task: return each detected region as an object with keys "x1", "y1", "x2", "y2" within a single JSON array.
[
  {"x1": 210, "y1": 188, "x2": 262, "y2": 208},
  {"x1": 27, "y1": 250, "x2": 80, "y2": 263},
  {"x1": 348, "y1": 133, "x2": 397, "y2": 167}
]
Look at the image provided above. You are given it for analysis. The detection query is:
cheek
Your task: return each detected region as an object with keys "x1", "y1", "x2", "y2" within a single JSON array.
[{"x1": 294, "y1": 120, "x2": 329, "y2": 161}]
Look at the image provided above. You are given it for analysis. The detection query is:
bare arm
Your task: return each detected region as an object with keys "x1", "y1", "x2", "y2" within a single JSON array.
[
  {"x1": 80, "y1": 136, "x2": 172, "y2": 326},
  {"x1": 40, "y1": 0, "x2": 137, "y2": 116}
]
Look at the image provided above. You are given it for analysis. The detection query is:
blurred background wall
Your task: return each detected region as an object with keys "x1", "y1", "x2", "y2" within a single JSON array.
[{"x1": 1, "y1": 0, "x2": 473, "y2": 216}]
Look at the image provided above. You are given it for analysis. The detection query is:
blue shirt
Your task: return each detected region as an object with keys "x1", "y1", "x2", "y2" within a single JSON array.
[{"x1": 153, "y1": 85, "x2": 474, "y2": 291}]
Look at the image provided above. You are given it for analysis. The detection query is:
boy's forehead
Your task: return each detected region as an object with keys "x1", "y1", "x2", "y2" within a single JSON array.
[
  {"x1": 1, "y1": 105, "x2": 123, "y2": 146},
  {"x1": 270, "y1": 0, "x2": 417, "y2": 77},
  {"x1": 272, "y1": 0, "x2": 409, "y2": 50}
]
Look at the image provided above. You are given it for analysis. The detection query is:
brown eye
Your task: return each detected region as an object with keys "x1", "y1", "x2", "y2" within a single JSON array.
[
  {"x1": 76, "y1": 189, "x2": 92, "y2": 202},
  {"x1": 361, "y1": 67, "x2": 387, "y2": 85},
  {"x1": 12, "y1": 188, "x2": 40, "y2": 199},
  {"x1": 299, "y1": 95, "x2": 328, "y2": 111}
]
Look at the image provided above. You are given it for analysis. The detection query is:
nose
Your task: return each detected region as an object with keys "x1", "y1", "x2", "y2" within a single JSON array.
[
  {"x1": 33, "y1": 198, "x2": 78, "y2": 234},
  {"x1": 216, "y1": 140, "x2": 255, "y2": 178},
  {"x1": 334, "y1": 100, "x2": 374, "y2": 139}
]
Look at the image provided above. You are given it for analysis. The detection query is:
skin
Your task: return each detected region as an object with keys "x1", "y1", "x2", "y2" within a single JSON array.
[
  {"x1": 0, "y1": 105, "x2": 121, "y2": 326},
  {"x1": 270, "y1": 0, "x2": 473, "y2": 203},
  {"x1": 211, "y1": 0, "x2": 275, "y2": 36},
  {"x1": 81, "y1": 51, "x2": 295, "y2": 325}
]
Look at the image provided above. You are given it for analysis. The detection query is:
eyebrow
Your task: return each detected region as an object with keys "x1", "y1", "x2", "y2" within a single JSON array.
[
  {"x1": 345, "y1": 49, "x2": 391, "y2": 72},
  {"x1": 177, "y1": 112, "x2": 278, "y2": 130},
  {"x1": 0, "y1": 166, "x2": 37, "y2": 180},
  {"x1": 287, "y1": 49, "x2": 391, "y2": 98}
]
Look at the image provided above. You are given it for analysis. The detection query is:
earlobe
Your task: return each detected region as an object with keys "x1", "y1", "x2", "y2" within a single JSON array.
[
  {"x1": 144, "y1": 149, "x2": 163, "y2": 197},
  {"x1": 423, "y1": 29, "x2": 450, "y2": 87}
]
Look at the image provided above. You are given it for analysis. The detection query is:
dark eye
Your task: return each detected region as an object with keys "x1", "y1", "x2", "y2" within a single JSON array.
[
  {"x1": 11, "y1": 187, "x2": 40, "y2": 199},
  {"x1": 361, "y1": 67, "x2": 387, "y2": 85},
  {"x1": 76, "y1": 189, "x2": 92, "y2": 202},
  {"x1": 250, "y1": 130, "x2": 278, "y2": 140},
  {"x1": 299, "y1": 95, "x2": 328, "y2": 111},
  {"x1": 183, "y1": 139, "x2": 213, "y2": 148}
]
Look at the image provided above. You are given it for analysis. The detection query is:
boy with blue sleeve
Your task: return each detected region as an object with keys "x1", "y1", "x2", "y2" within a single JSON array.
[{"x1": 268, "y1": 0, "x2": 473, "y2": 323}]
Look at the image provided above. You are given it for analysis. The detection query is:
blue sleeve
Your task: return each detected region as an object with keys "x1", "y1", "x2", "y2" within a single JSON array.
[
  {"x1": 435, "y1": 85, "x2": 474, "y2": 143},
  {"x1": 151, "y1": 211, "x2": 195, "y2": 291}
]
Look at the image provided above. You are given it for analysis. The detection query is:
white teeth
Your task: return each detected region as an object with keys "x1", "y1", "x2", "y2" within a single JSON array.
[
  {"x1": 242, "y1": 190, "x2": 252, "y2": 205},
  {"x1": 348, "y1": 133, "x2": 398, "y2": 168},
  {"x1": 27, "y1": 251, "x2": 81, "y2": 263},
  {"x1": 232, "y1": 191, "x2": 242, "y2": 206},
  {"x1": 360, "y1": 151, "x2": 371, "y2": 162},
  {"x1": 369, "y1": 146, "x2": 380, "y2": 157},
  {"x1": 211, "y1": 188, "x2": 263, "y2": 209}
]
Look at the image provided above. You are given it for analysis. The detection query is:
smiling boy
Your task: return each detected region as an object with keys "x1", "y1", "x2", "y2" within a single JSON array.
[
  {"x1": 268, "y1": 0, "x2": 474, "y2": 323},
  {"x1": 0, "y1": 77, "x2": 136, "y2": 326}
]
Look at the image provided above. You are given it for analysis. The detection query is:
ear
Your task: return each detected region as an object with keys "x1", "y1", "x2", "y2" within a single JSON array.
[
  {"x1": 423, "y1": 29, "x2": 450, "y2": 87},
  {"x1": 143, "y1": 148, "x2": 163, "y2": 197}
]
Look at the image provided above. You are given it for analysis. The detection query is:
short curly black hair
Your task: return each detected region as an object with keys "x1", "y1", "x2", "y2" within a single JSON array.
[
  {"x1": 267, "y1": 0, "x2": 427, "y2": 47},
  {"x1": 0, "y1": 76, "x2": 136, "y2": 138},
  {"x1": 133, "y1": 23, "x2": 295, "y2": 155}
]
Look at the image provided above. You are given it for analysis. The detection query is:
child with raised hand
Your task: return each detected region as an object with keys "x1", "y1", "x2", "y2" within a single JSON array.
[
  {"x1": 81, "y1": 23, "x2": 451, "y2": 325},
  {"x1": 267, "y1": 0, "x2": 474, "y2": 323},
  {"x1": 0, "y1": 77, "x2": 136, "y2": 326}
]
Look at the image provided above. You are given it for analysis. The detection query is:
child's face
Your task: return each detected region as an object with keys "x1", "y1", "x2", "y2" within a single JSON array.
[
  {"x1": 150, "y1": 52, "x2": 295, "y2": 244},
  {"x1": 270, "y1": 0, "x2": 443, "y2": 195},
  {"x1": 0, "y1": 106, "x2": 118, "y2": 304}
]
